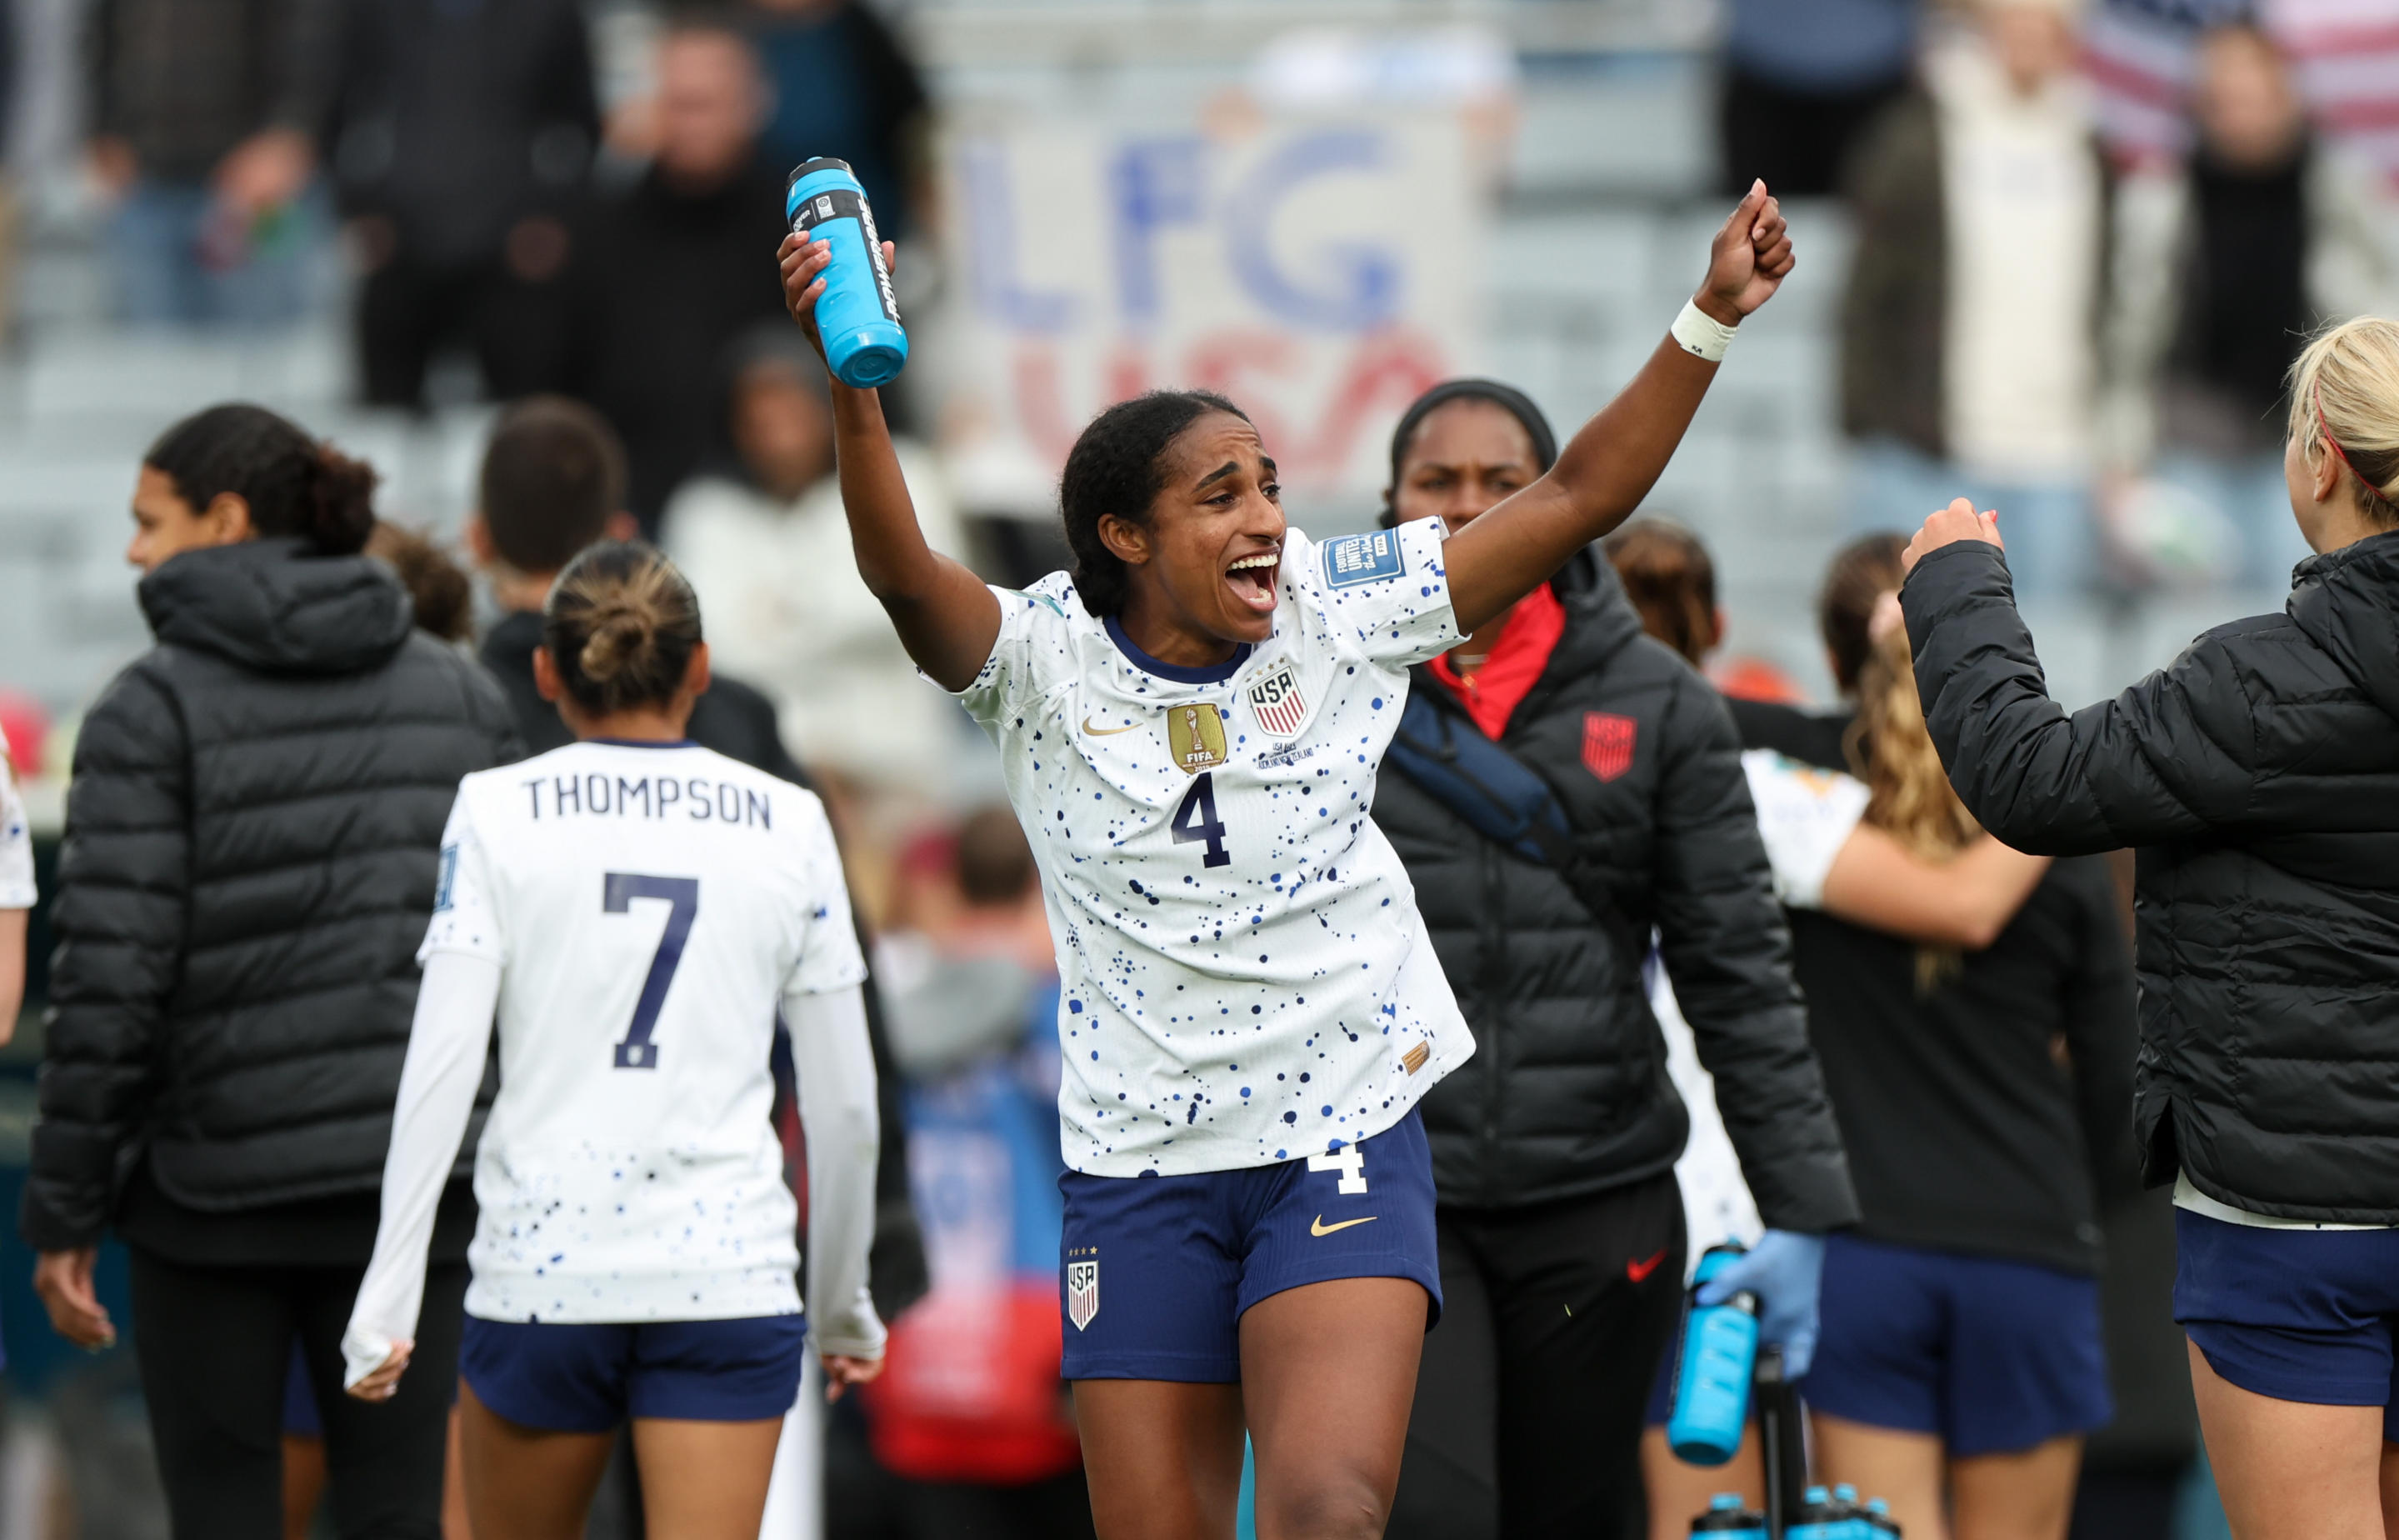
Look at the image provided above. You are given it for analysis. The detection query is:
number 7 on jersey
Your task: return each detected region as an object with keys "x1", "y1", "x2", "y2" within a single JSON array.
[{"x1": 604, "y1": 872, "x2": 698, "y2": 1068}]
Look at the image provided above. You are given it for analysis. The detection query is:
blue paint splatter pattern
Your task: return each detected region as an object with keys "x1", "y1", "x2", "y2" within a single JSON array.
[
  {"x1": 419, "y1": 742, "x2": 867, "y2": 1322},
  {"x1": 950, "y1": 520, "x2": 1477, "y2": 1177}
]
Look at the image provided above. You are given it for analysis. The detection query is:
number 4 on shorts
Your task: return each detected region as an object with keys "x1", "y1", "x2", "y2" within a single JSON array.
[
  {"x1": 604, "y1": 872, "x2": 698, "y2": 1068},
  {"x1": 1171, "y1": 772, "x2": 1231, "y2": 868}
]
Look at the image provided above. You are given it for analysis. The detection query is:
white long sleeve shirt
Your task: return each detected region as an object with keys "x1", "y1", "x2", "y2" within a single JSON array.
[{"x1": 343, "y1": 741, "x2": 884, "y2": 1388}]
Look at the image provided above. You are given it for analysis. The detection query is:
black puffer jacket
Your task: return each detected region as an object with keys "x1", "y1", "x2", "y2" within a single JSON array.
[
  {"x1": 1904, "y1": 536, "x2": 2399, "y2": 1223},
  {"x1": 1373, "y1": 557, "x2": 1858, "y2": 1228},
  {"x1": 21, "y1": 540, "x2": 519, "y2": 1251}
]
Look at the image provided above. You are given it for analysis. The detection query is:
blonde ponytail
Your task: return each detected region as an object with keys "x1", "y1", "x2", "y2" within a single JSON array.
[
  {"x1": 2289, "y1": 317, "x2": 2399, "y2": 527},
  {"x1": 1847, "y1": 621, "x2": 1982, "y2": 991}
]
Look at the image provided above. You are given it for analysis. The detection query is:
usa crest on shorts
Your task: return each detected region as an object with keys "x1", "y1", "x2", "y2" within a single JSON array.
[
  {"x1": 1246, "y1": 661, "x2": 1312, "y2": 740},
  {"x1": 1067, "y1": 1259, "x2": 1100, "y2": 1331}
]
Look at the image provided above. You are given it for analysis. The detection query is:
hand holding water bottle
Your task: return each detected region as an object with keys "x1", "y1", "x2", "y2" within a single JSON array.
[{"x1": 1697, "y1": 1228, "x2": 1826, "y2": 1378}]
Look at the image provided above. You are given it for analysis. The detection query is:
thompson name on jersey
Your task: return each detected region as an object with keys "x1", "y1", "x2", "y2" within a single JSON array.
[
  {"x1": 422, "y1": 740, "x2": 867, "y2": 1322},
  {"x1": 953, "y1": 517, "x2": 1476, "y2": 1178}
]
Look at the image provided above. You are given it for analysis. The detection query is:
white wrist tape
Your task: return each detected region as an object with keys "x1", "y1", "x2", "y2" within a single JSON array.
[{"x1": 1671, "y1": 301, "x2": 1739, "y2": 363}]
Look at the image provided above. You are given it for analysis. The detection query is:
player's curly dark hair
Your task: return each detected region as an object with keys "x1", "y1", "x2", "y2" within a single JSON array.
[
  {"x1": 145, "y1": 402, "x2": 378, "y2": 556},
  {"x1": 544, "y1": 541, "x2": 704, "y2": 716},
  {"x1": 1059, "y1": 389, "x2": 1250, "y2": 617}
]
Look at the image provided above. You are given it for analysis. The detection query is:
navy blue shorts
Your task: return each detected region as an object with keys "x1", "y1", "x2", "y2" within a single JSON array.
[
  {"x1": 2175, "y1": 1208, "x2": 2399, "y2": 1439},
  {"x1": 459, "y1": 1313, "x2": 808, "y2": 1432},
  {"x1": 284, "y1": 1343, "x2": 321, "y2": 1437},
  {"x1": 1803, "y1": 1234, "x2": 2112, "y2": 1457},
  {"x1": 1058, "y1": 1108, "x2": 1441, "y2": 1382}
]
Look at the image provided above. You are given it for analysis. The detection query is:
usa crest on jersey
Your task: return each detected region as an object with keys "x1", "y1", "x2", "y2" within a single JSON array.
[
  {"x1": 1067, "y1": 1259, "x2": 1100, "y2": 1331},
  {"x1": 1245, "y1": 661, "x2": 1312, "y2": 740}
]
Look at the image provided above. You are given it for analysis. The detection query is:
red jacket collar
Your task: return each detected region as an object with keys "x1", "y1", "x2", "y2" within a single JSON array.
[{"x1": 1427, "y1": 582, "x2": 1567, "y2": 740}]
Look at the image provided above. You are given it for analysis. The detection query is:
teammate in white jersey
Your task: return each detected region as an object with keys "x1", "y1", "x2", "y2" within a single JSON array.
[
  {"x1": 340, "y1": 543, "x2": 883, "y2": 1540},
  {"x1": 0, "y1": 736, "x2": 32, "y2": 1045},
  {"x1": 782, "y1": 183, "x2": 1795, "y2": 1538}
]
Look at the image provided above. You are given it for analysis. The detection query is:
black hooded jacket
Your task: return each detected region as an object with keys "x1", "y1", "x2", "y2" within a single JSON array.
[
  {"x1": 22, "y1": 540, "x2": 520, "y2": 1256},
  {"x1": 1904, "y1": 536, "x2": 2399, "y2": 1224},
  {"x1": 1372, "y1": 557, "x2": 1858, "y2": 1228}
]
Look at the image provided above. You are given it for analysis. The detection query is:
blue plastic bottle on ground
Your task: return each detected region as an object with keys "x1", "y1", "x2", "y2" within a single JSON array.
[
  {"x1": 1864, "y1": 1497, "x2": 1903, "y2": 1537},
  {"x1": 783, "y1": 158, "x2": 907, "y2": 388},
  {"x1": 1831, "y1": 1482, "x2": 1867, "y2": 1538},
  {"x1": 1787, "y1": 1485, "x2": 1842, "y2": 1540},
  {"x1": 1666, "y1": 1242, "x2": 1759, "y2": 1466},
  {"x1": 1689, "y1": 1492, "x2": 1767, "y2": 1538}
]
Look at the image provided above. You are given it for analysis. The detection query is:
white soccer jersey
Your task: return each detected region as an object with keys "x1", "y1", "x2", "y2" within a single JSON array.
[
  {"x1": 953, "y1": 518, "x2": 1476, "y2": 1178},
  {"x1": 0, "y1": 743, "x2": 32, "y2": 910},
  {"x1": 1740, "y1": 749, "x2": 1872, "y2": 909},
  {"x1": 422, "y1": 740, "x2": 867, "y2": 1322}
]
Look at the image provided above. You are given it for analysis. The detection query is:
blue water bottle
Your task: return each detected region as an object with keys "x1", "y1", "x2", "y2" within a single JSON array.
[
  {"x1": 1787, "y1": 1485, "x2": 1842, "y2": 1540},
  {"x1": 1688, "y1": 1492, "x2": 1767, "y2": 1538},
  {"x1": 1667, "y1": 1242, "x2": 1760, "y2": 1466},
  {"x1": 1864, "y1": 1497, "x2": 1902, "y2": 1537},
  {"x1": 784, "y1": 158, "x2": 908, "y2": 388},
  {"x1": 1831, "y1": 1483, "x2": 1867, "y2": 1538}
]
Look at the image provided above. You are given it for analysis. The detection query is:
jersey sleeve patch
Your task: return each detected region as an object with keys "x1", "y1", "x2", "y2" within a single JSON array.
[{"x1": 1321, "y1": 529, "x2": 1406, "y2": 589}]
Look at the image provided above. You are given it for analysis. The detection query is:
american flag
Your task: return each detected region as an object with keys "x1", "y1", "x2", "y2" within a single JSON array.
[
  {"x1": 2088, "y1": 0, "x2": 2399, "y2": 188},
  {"x1": 1247, "y1": 664, "x2": 1310, "y2": 738}
]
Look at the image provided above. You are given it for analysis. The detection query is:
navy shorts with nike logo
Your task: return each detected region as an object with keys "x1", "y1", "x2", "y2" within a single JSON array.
[{"x1": 1057, "y1": 1107, "x2": 1441, "y2": 1382}]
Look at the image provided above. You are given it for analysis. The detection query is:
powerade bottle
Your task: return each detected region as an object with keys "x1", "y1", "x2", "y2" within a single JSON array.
[
  {"x1": 1787, "y1": 1485, "x2": 1842, "y2": 1540},
  {"x1": 1689, "y1": 1492, "x2": 1767, "y2": 1539},
  {"x1": 1865, "y1": 1498, "x2": 1903, "y2": 1538},
  {"x1": 783, "y1": 158, "x2": 907, "y2": 388},
  {"x1": 1830, "y1": 1483, "x2": 1868, "y2": 1538},
  {"x1": 1666, "y1": 1242, "x2": 1759, "y2": 1466}
]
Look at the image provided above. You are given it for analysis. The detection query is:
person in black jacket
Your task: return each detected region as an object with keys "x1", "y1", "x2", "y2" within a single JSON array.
[
  {"x1": 1900, "y1": 316, "x2": 2399, "y2": 1538},
  {"x1": 1372, "y1": 381, "x2": 1858, "y2": 1540},
  {"x1": 22, "y1": 404, "x2": 521, "y2": 1540}
]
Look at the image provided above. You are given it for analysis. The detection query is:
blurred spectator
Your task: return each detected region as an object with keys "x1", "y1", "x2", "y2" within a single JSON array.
[
  {"x1": 1840, "y1": 0, "x2": 2109, "y2": 605},
  {"x1": 2102, "y1": 24, "x2": 2399, "y2": 595},
  {"x1": 747, "y1": 0, "x2": 927, "y2": 242},
  {"x1": 662, "y1": 328, "x2": 967, "y2": 802},
  {"x1": 833, "y1": 807, "x2": 1095, "y2": 1540},
  {"x1": 466, "y1": 393, "x2": 807, "y2": 776},
  {"x1": 323, "y1": 0, "x2": 597, "y2": 408},
  {"x1": 364, "y1": 520, "x2": 473, "y2": 642},
  {"x1": 85, "y1": 0, "x2": 327, "y2": 324},
  {"x1": 562, "y1": 18, "x2": 791, "y2": 533},
  {"x1": 1719, "y1": 0, "x2": 1920, "y2": 197},
  {"x1": 2089, "y1": 0, "x2": 2399, "y2": 190}
]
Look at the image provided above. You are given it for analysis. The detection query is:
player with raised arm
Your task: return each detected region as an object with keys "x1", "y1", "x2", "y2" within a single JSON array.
[
  {"x1": 339, "y1": 542, "x2": 883, "y2": 1540},
  {"x1": 779, "y1": 183, "x2": 1792, "y2": 1540}
]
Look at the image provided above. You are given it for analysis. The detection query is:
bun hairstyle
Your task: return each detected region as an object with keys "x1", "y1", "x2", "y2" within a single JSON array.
[
  {"x1": 366, "y1": 521, "x2": 474, "y2": 642},
  {"x1": 2289, "y1": 316, "x2": 2399, "y2": 528},
  {"x1": 542, "y1": 542, "x2": 704, "y2": 717},
  {"x1": 1060, "y1": 390, "x2": 1249, "y2": 617},
  {"x1": 1603, "y1": 518, "x2": 1721, "y2": 666},
  {"x1": 144, "y1": 403, "x2": 377, "y2": 556},
  {"x1": 1817, "y1": 532, "x2": 1908, "y2": 698}
]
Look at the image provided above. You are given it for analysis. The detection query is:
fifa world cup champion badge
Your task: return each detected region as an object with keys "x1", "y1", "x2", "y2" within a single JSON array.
[{"x1": 1169, "y1": 703, "x2": 1229, "y2": 772}]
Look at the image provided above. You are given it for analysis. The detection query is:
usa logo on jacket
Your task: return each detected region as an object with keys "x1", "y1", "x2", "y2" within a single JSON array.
[{"x1": 1582, "y1": 712, "x2": 1637, "y2": 782}]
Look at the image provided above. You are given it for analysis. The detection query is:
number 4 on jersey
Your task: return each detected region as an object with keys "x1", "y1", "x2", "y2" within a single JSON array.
[
  {"x1": 604, "y1": 873, "x2": 698, "y2": 1068},
  {"x1": 1172, "y1": 772, "x2": 1231, "y2": 868}
]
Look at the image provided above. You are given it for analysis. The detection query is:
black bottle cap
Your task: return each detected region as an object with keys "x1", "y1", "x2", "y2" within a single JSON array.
[{"x1": 786, "y1": 158, "x2": 855, "y2": 191}]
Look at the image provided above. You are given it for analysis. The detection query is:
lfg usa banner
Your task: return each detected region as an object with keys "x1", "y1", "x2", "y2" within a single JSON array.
[{"x1": 933, "y1": 113, "x2": 1489, "y2": 509}]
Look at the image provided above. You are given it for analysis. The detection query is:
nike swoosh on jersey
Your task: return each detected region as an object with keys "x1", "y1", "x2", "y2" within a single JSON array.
[
  {"x1": 1082, "y1": 716, "x2": 1145, "y2": 736},
  {"x1": 1310, "y1": 1215, "x2": 1377, "y2": 1238},
  {"x1": 1626, "y1": 1248, "x2": 1668, "y2": 1282}
]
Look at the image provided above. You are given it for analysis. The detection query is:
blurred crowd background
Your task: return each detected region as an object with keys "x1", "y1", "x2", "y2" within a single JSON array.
[{"x1": 0, "y1": 0, "x2": 2394, "y2": 1534}]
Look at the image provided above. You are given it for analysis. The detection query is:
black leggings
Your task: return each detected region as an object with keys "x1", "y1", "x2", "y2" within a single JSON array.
[
  {"x1": 127, "y1": 1248, "x2": 467, "y2": 1540},
  {"x1": 1387, "y1": 1175, "x2": 1687, "y2": 1540}
]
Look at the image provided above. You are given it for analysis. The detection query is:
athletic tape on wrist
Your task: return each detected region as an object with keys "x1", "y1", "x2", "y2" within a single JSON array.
[{"x1": 1671, "y1": 301, "x2": 1739, "y2": 364}]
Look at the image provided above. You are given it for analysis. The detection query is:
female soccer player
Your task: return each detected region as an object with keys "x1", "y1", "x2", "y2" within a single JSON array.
[
  {"x1": 1902, "y1": 317, "x2": 2399, "y2": 1540},
  {"x1": 340, "y1": 542, "x2": 885, "y2": 1540},
  {"x1": 782, "y1": 182, "x2": 1793, "y2": 1540},
  {"x1": 1744, "y1": 568, "x2": 2136, "y2": 1540}
]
